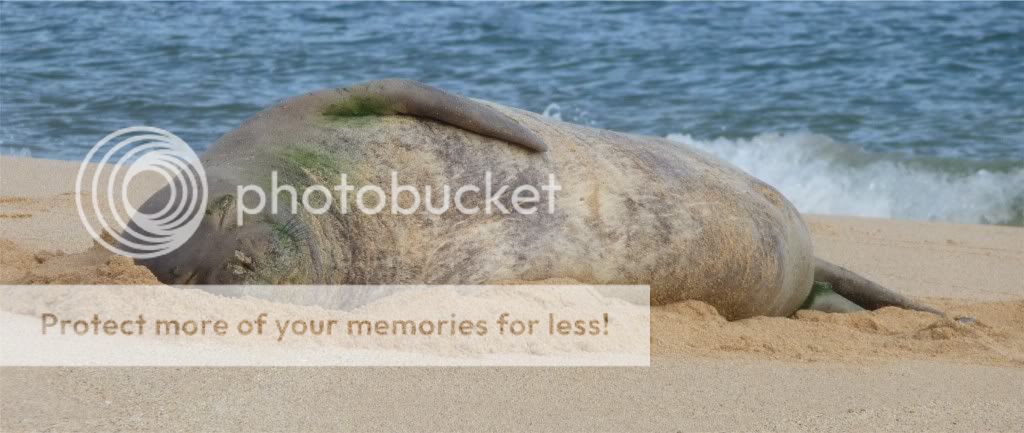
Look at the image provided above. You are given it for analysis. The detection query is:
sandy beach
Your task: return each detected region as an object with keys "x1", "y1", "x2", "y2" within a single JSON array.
[{"x1": 1, "y1": 155, "x2": 1022, "y2": 431}]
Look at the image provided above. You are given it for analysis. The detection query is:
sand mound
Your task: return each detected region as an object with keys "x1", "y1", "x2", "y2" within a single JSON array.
[
  {"x1": 0, "y1": 240, "x2": 159, "y2": 285},
  {"x1": 653, "y1": 299, "x2": 1024, "y2": 365},
  {"x1": 2, "y1": 241, "x2": 1022, "y2": 365}
]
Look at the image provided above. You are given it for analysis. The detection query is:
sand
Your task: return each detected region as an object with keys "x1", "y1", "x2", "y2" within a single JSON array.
[{"x1": 1, "y1": 155, "x2": 1022, "y2": 431}]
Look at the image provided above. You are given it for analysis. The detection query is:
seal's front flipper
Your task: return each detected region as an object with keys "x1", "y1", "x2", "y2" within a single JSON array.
[
  {"x1": 322, "y1": 79, "x2": 548, "y2": 152},
  {"x1": 813, "y1": 257, "x2": 945, "y2": 316}
]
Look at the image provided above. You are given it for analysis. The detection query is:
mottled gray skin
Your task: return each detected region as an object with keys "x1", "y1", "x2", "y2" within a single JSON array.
[{"x1": 130, "y1": 79, "x2": 941, "y2": 319}]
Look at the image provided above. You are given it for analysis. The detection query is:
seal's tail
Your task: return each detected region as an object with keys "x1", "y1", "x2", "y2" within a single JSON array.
[{"x1": 812, "y1": 257, "x2": 945, "y2": 316}]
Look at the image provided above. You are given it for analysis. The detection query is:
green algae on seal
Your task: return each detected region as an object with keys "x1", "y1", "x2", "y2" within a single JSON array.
[{"x1": 125, "y1": 79, "x2": 943, "y2": 319}]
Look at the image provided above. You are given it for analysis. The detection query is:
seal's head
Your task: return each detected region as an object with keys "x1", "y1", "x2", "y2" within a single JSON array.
[{"x1": 123, "y1": 175, "x2": 320, "y2": 284}]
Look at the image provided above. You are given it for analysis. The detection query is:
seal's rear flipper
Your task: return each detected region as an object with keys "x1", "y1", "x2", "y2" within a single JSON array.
[
  {"x1": 322, "y1": 79, "x2": 548, "y2": 152},
  {"x1": 812, "y1": 257, "x2": 946, "y2": 316},
  {"x1": 800, "y1": 281, "x2": 865, "y2": 313}
]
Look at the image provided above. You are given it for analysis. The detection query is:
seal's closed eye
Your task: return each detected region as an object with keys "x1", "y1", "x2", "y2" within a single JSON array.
[{"x1": 322, "y1": 79, "x2": 548, "y2": 153}]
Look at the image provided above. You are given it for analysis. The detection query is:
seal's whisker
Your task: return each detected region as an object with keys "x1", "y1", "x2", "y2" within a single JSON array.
[{"x1": 281, "y1": 215, "x2": 311, "y2": 244}]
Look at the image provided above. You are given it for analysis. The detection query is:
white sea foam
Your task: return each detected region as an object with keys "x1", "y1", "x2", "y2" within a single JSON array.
[{"x1": 667, "y1": 132, "x2": 1024, "y2": 225}]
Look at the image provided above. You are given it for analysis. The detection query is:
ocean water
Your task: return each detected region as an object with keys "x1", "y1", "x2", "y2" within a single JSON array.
[{"x1": 2, "y1": 2, "x2": 1022, "y2": 225}]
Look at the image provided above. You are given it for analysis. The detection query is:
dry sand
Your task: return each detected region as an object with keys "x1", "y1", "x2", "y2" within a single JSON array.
[{"x1": 1, "y1": 155, "x2": 1022, "y2": 431}]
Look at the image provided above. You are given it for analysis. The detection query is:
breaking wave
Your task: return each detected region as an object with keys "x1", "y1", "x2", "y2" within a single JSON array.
[{"x1": 666, "y1": 132, "x2": 1024, "y2": 226}]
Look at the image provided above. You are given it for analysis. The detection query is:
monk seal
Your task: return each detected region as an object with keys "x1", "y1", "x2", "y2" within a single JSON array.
[{"x1": 125, "y1": 79, "x2": 941, "y2": 319}]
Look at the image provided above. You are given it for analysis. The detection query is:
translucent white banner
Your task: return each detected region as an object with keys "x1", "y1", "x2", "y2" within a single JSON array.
[{"x1": 0, "y1": 284, "x2": 650, "y2": 366}]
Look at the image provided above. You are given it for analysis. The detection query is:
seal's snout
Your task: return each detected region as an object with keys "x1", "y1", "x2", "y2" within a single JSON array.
[
  {"x1": 134, "y1": 202, "x2": 313, "y2": 285},
  {"x1": 127, "y1": 173, "x2": 317, "y2": 285},
  {"x1": 130, "y1": 205, "x2": 239, "y2": 284}
]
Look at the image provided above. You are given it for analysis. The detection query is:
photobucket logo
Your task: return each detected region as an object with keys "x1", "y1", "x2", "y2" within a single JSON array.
[
  {"x1": 75, "y1": 126, "x2": 208, "y2": 259},
  {"x1": 234, "y1": 171, "x2": 562, "y2": 225}
]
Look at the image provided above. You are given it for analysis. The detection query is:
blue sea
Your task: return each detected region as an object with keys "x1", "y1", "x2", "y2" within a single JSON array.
[{"x1": 2, "y1": 2, "x2": 1022, "y2": 225}]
